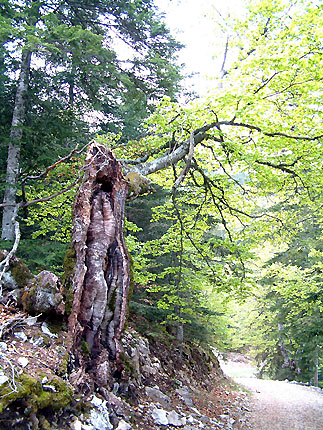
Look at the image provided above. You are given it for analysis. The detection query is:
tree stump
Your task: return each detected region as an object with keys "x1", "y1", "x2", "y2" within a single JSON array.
[{"x1": 67, "y1": 142, "x2": 129, "y2": 387}]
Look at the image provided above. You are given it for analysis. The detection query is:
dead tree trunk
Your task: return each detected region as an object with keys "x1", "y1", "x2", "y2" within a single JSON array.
[{"x1": 67, "y1": 142, "x2": 130, "y2": 387}]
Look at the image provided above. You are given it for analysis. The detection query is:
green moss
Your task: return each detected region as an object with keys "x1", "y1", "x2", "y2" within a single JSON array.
[
  {"x1": 62, "y1": 246, "x2": 76, "y2": 314},
  {"x1": 81, "y1": 339, "x2": 91, "y2": 356},
  {"x1": 11, "y1": 259, "x2": 34, "y2": 288},
  {"x1": 57, "y1": 352, "x2": 69, "y2": 376},
  {"x1": 125, "y1": 171, "x2": 152, "y2": 198},
  {"x1": 0, "y1": 373, "x2": 72, "y2": 414},
  {"x1": 37, "y1": 377, "x2": 72, "y2": 409},
  {"x1": 120, "y1": 352, "x2": 136, "y2": 377},
  {"x1": 39, "y1": 417, "x2": 51, "y2": 430},
  {"x1": 47, "y1": 320, "x2": 66, "y2": 334}
]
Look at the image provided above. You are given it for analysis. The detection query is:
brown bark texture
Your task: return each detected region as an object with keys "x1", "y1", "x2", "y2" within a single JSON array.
[{"x1": 67, "y1": 142, "x2": 129, "y2": 385}]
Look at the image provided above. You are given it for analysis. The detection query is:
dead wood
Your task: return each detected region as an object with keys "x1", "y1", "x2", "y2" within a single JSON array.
[{"x1": 67, "y1": 142, "x2": 130, "y2": 387}]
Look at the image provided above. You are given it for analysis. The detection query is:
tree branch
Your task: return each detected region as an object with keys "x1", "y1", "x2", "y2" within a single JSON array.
[
  {"x1": 172, "y1": 131, "x2": 195, "y2": 193},
  {"x1": 0, "y1": 222, "x2": 21, "y2": 295}
]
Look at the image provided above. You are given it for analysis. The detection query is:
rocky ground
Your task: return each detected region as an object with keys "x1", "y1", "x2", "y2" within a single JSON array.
[{"x1": 0, "y1": 302, "x2": 251, "y2": 430}]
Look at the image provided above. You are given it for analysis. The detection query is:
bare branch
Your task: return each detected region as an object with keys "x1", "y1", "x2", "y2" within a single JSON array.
[
  {"x1": 254, "y1": 71, "x2": 283, "y2": 94},
  {"x1": 21, "y1": 141, "x2": 90, "y2": 185},
  {"x1": 172, "y1": 131, "x2": 195, "y2": 193}
]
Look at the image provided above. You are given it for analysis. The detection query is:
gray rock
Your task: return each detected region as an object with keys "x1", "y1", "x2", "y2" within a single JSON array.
[
  {"x1": 1, "y1": 271, "x2": 17, "y2": 290},
  {"x1": 0, "y1": 342, "x2": 8, "y2": 351},
  {"x1": 176, "y1": 387, "x2": 194, "y2": 407},
  {"x1": 91, "y1": 396, "x2": 103, "y2": 407},
  {"x1": 17, "y1": 357, "x2": 29, "y2": 367},
  {"x1": 71, "y1": 419, "x2": 82, "y2": 430},
  {"x1": 145, "y1": 386, "x2": 171, "y2": 408},
  {"x1": 142, "y1": 364, "x2": 157, "y2": 375},
  {"x1": 0, "y1": 372, "x2": 9, "y2": 386},
  {"x1": 87, "y1": 395, "x2": 113, "y2": 430},
  {"x1": 167, "y1": 410, "x2": 184, "y2": 427},
  {"x1": 31, "y1": 336, "x2": 44, "y2": 346},
  {"x1": 116, "y1": 419, "x2": 132, "y2": 430},
  {"x1": 151, "y1": 407, "x2": 168, "y2": 426},
  {"x1": 15, "y1": 331, "x2": 28, "y2": 342},
  {"x1": 23, "y1": 270, "x2": 65, "y2": 315},
  {"x1": 89, "y1": 408, "x2": 113, "y2": 430}
]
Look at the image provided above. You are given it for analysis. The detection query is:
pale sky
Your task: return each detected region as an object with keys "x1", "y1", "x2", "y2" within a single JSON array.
[{"x1": 155, "y1": 0, "x2": 246, "y2": 96}]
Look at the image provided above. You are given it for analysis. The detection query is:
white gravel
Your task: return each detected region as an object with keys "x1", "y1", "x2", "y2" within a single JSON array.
[{"x1": 221, "y1": 358, "x2": 323, "y2": 430}]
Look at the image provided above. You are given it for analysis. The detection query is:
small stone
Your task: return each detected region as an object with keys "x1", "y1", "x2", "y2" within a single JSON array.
[
  {"x1": 91, "y1": 395, "x2": 103, "y2": 407},
  {"x1": 43, "y1": 385, "x2": 56, "y2": 392},
  {"x1": 15, "y1": 331, "x2": 28, "y2": 342},
  {"x1": 31, "y1": 336, "x2": 44, "y2": 346},
  {"x1": 17, "y1": 357, "x2": 29, "y2": 367},
  {"x1": 146, "y1": 386, "x2": 171, "y2": 408},
  {"x1": 116, "y1": 419, "x2": 132, "y2": 430},
  {"x1": 41, "y1": 322, "x2": 57, "y2": 338},
  {"x1": 151, "y1": 407, "x2": 168, "y2": 426},
  {"x1": 112, "y1": 382, "x2": 119, "y2": 394},
  {"x1": 229, "y1": 418, "x2": 235, "y2": 425},
  {"x1": 71, "y1": 419, "x2": 82, "y2": 430},
  {"x1": 26, "y1": 315, "x2": 39, "y2": 326},
  {"x1": 167, "y1": 411, "x2": 184, "y2": 427},
  {"x1": 0, "y1": 342, "x2": 7, "y2": 351},
  {"x1": 89, "y1": 407, "x2": 113, "y2": 430},
  {"x1": 42, "y1": 376, "x2": 49, "y2": 384},
  {"x1": 0, "y1": 374, "x2": 9, "y2": 386}
]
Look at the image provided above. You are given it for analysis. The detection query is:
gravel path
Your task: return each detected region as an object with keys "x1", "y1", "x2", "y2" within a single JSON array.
[
  {"x1": 220, "y1": 356, "x2": 323, "y2": 430},
  {"x1": 236, "y1": 377, "x2": 323, "y2": 430}
]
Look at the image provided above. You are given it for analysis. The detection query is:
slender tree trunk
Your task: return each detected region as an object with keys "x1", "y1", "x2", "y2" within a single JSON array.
[
  {"x1": 314, "y1": 343, "x2": 319, "y2": 387},
  {"x1": 278, "y1": 323, "x2": 291, "y2": 368},
  {"x1": 1, "y1": 50, "x2": 32, "y2": 241},
  {"x1": 67, "y1": 142, "x2": 130, "y2": 389}
]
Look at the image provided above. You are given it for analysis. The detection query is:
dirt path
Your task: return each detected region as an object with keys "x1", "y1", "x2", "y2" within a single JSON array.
[{"x1": 221, "y1": 355, "x2": 323, "y2": 430}]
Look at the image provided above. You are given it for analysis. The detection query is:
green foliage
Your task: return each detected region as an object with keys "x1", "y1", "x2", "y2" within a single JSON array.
[
  {"x1": 0, "y1": 239, "x2": 67, "y2": 275},
  {"x1": 0, "y1": 0, "x2": 184, "y2": 242},
  {"x1": 226, "y1": 205, "x2": 323, "y2": 386},
  {"x1": 126, "y1": 181, "x2": 252, "y2": 347}
]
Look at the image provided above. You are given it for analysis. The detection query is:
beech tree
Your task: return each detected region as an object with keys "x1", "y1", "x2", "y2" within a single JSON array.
[{"x1": 2, "y1": 0, "x2": 323, "y2": 388}]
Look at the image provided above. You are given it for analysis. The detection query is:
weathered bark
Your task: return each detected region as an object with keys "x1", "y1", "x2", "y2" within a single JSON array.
[
  {"x1": 1, "y1": 50, "x2": 32, "y2": 241},
  {"x1": 67, "y1": 142, "x2": 130, "y2": 386}
]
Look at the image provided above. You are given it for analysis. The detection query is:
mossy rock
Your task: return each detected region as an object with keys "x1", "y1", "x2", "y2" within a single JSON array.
[
  {"x1": 125, "y1": 171, "x2": 152, "y2": 200},
  {"x1": 22, "y1": 270, "x2": 64, "y2": 316},
  {"x1": 0, "y1": 373, "x2": 73, "y2": 414},
  {"x1": 0, "y1": 250, "x2": 34, "y2": 290},
  {"x1": 11, "y1": 260, "x2": 34, "y2": 288}
]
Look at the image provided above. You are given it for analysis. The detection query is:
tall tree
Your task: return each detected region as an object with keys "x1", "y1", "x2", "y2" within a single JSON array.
[
  {"x1": 2, "y1": 0, "x2": 323, "y2": 389},
  {"x1": 0, "y1": 0, "x2": 183, "y2": 240}
]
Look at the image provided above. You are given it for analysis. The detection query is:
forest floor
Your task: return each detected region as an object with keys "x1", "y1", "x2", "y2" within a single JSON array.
[{"x1": 221, "y1": 353, "x2": 323, "y2": 430}]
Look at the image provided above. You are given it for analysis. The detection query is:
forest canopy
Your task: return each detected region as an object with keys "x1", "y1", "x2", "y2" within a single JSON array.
[{"x1": 0, "y1": 0, "x2": 322, "y2": 386}]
